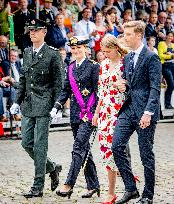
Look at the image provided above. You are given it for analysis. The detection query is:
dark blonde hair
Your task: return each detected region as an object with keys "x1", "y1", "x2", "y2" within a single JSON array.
[
  {"x1": 123, "y1": 20, "x2": 146, "y2": 38},
  {"x1": 100, "y1": 34, "x2": 128, "y2": 56}
]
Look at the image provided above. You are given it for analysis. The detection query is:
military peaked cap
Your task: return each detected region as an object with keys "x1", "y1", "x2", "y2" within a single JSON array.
[
  {"x1": 68, "y1": 36, "x2": 89, "y2": 46},
  {"x1": 27, "y1": 19, "x2": 48, "y2": 30}
]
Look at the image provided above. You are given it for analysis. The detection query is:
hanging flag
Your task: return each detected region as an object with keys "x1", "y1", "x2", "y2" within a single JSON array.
[{"x1": 8, "y1": 14, "x2": 15, "y2": 47}]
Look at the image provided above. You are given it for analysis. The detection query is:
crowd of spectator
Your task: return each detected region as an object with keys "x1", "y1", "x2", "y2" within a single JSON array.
[{"x1": 0, "y1": 0, "x2": 174, "y2": 121}]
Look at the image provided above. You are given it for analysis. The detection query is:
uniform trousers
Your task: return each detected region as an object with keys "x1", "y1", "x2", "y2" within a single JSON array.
[
  {"x1": 65, "y1": 122, "x2": 100, "y2": 190},
  {"x1": 112, "y1": 105, "x2": 156, "y2": 200},
  {"x1": 0, "y1": 87, "x2": 16, "y2": 115},
  {"x1": 21, "y1": 116, "x2": 55, "y2": 190}
]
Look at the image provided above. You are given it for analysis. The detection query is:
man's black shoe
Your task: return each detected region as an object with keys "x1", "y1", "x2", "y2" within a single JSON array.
[
  {"x1": 165, "y1": 105, "x2": 174, "y2": 109},
  {"x1": 23, "y1": 187, "x2": 43, "y2": 198},
  {"x1": 136, "y1": 198, "x2": 153, "y2": 204},
  {"x1": 50, "y1": 164, "x2": 62, "y2": 191},
  {"x1": 115, "y1": 190, "x2": 140, "y2": 204}
]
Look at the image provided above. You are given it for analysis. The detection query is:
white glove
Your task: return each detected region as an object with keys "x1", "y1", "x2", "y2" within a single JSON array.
[
  {"x1": 50, "y1": 107, "x2": 58, "y2": 119},
  {"x1": 51, "y1": 111, "x2": 62, "y2": 124},
  {"x1": 10, "y1": 103, "x2": 20, "y2": 115}
]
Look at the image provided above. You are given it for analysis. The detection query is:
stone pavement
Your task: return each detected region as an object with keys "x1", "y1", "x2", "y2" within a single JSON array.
[{"x1": 0, "y1": 123, "x2": 174, "y2": 204}]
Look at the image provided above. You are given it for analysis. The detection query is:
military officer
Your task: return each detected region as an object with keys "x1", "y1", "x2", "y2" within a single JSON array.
[
  {"x1": 13, "y1": 0, "x2": 36, "y2": 52},
  {"x1": 39, "y1": 0, "x2": 58, "y2": 28},
  {"x1": 10, "y1": 19, "x2": 63, "y2": 198},
  {"x1": 50, "y1": 36, "x2": 100, "y2": 199}
]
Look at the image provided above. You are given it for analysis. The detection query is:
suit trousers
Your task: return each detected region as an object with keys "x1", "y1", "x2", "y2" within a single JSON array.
[
  {"x1": 0, "y1": 87, "x2": 16, "y2": 115},
  {"x1": 162, "y1": 62, "x2": 174, "y2": 107},
  {"x1": 111, "y1": 106, "x2": 156, "y2": 200},
  {"x1": 65, "y1": 122, "x2": 100, "y2": 190},
  {"x1": 21, "y1": 116, "x2": 55, "y2": 190}
]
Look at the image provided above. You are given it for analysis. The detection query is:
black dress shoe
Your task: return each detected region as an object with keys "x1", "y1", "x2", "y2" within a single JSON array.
[
  {"x1": 50, "y1": 164, "x2": 62, "y2": 191},
  {"x1": 165, "y1": 105, "x2": 174, "y2": 109},
  {"x1": 115, "y1": 190, "x2": 140, "y2": 204},
  {"x1": 81, "y1": 188, "x2": 100, "y2": 198},
  {"x1": 56, "y1": 188, "x2": 73, "y2": 199},
  {"x1": 23, "y1": 187, "x2": 43, "y2": 198},
  {"x1": 136, "y1": 198, "x2": 153, "y2": 204}
]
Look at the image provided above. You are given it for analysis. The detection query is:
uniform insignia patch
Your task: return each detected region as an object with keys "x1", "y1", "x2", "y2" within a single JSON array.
[
  {"x1": 48, "y1": 46, "x2": 58, "y2": 50},
  {"x1": 82, "y1": 88, "x2": 90, "y2": 96},
  {"x1": 89, "y1": 59, "x2": 98, "y2": 65}
]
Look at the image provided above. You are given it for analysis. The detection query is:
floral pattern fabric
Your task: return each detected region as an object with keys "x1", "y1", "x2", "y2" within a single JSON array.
[{"x1": 98, "y1": 58, "x2": 125, "y2": 171}]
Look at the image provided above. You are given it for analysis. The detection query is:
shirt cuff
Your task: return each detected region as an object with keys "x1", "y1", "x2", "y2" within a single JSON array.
[{"x1": 144, "y1": 111, "x2": 154, "y2": 116}]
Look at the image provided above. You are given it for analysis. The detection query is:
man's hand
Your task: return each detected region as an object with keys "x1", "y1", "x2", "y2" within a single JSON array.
[
  {"x1": 10, "y1": 103, "x2": 20, "y2": 115},
  {"x1": 139, "y1": 114, "x2": 151, "y2": 129},
  {"x1": 0, "y1": 80, "x2": 10, "y2": 87},
  {"x1": 113, "y1": 79, "x2": 127, "y2": 93},
  {"x1": 67, "y1": 32, "x2": 74, "y2": 39},
  {"x1": 91, "y1": 31, "x2": 98, "y2": 37}
]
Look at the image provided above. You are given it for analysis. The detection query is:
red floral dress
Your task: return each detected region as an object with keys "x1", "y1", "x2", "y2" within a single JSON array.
[{"x1": 97, "y1": 58, "x2": 125, "y2": 171}]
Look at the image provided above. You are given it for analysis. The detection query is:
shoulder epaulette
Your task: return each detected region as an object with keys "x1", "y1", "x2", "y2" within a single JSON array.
[
  {"x1": 89, "y1": 59, "x2": 98, "y2": 65},
  {"x1": 29, "y1": 9, "x2": 35, "y2": 12},
  {"x1": 24, "y1": 47, "x2": 31, "y2": 53},
  {"x1": 12, "y1": 8, "x2": 20, "y2": 14},
  {"x1": 48, "y1": 46, "x2": 58, "y2": 51}
]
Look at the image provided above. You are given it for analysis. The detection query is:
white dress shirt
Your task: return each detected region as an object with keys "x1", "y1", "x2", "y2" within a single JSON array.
[
  {"x1": 11, "y1": 63, "x2": 20, "y2": 82},
  {"x1": 33, "y1": 42, "x2": 45, "y2": 54},
  {"x1": 74, "y1": 19, "x2": 99, "y2": 48}
]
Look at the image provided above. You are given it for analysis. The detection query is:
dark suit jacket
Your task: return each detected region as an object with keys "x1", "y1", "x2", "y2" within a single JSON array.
[
  {"x1": 120, "y1": 46, "x2": 162, "y2": 122},
  {"x1": 114, "y1": 0, "x2": 132, "y2": 17},
  {"x1": 57, "y1": 58, "x2": 99, "y2": 124},
  {"x1": 1, "y1": 60, "x2": 21, "y2": 77},
  {"x1": 15, "y1": 43, "x2": 63, "y2": 117},
  {"x1": 45, "y1": 25, "x2": 70, "y2": 49}
]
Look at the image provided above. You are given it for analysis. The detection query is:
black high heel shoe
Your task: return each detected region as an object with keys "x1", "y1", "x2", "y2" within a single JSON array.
[
  {"x1": 56, "y1": 188, "x2": 73, "y2": 199},
  {"x1": 81, "y1": 188, "x2": 100, "y2": 198}
]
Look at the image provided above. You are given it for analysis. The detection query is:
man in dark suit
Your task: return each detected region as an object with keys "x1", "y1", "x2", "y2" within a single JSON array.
[
  {"x1": 1, "y1": 49, "x2": 21, "y2": 81},
  {"x1": 10, "y1": 19, "x2": 63, "y2": 198},
  {"x1": 145, "y1": 12, "x2": 165, "y2": 47},
  {"x1": 114, "y1": 0, "x2": 132, "y2": 19},
  {"x1": 45, "y1": 13, "x2": 73, "y2": 49},
  {"x1": 0, "y1": 35, "x2": 8, "y2": 63},
  {"x1": 0, "y1": 49, "x2": 22, "y2": 121},
  {"x1": 112, "y1": 21, "x2": 161, "y2": 204}
]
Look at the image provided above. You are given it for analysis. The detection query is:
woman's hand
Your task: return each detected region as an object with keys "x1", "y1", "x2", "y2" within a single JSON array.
[
  {"x1": 92, "y1": 114, "x2": 98, "y2": 127},
  {"x1": 113, "y1": 79, "x2": 127, "y2": 92}
]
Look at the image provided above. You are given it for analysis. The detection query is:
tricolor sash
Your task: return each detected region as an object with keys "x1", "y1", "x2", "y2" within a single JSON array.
[{"x1": 69, "y1": 62, "x2": 95, "y2": 122}]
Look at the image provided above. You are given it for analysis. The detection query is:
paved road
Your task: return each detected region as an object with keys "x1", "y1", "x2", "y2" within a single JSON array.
[{"x1": 0, "y1": 123, "x2": 174, "y2": 204}]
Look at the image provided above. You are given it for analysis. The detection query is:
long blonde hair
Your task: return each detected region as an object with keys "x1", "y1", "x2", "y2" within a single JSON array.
[{"x1": 100, "y1": 34, "x2": 128, "y2": 57}]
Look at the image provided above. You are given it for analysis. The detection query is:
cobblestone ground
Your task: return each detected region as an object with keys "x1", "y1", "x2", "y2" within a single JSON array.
[{"x1": 0, "y1": 122, "x2": 174, "y2": 204}]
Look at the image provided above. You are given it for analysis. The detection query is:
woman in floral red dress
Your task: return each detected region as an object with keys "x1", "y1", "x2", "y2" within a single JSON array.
[{"x1": 92, "y1": 34, "x2": 128, "y2": 204}]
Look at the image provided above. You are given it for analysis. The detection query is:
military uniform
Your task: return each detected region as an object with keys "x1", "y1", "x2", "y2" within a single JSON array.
[
  {"x1": 15, "y1": 40, "x2": 63, "y2": 191},
  {"x1": 39, "y1": 8, "x2": 55, "y2": 28},
  {"x1": 13, "y1": 8, "x2": 36, "y2": 51},
  {"x1": 55, "y1": 57, "x2": 100, "y2": 190}
]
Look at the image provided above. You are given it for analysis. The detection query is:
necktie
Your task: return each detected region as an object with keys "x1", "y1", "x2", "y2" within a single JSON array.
[
  {"x1": 49, "y1": 10, "x2": 54, "y2": 21},
  {"x1": 33, "y1": 50, "x2": 37, "y2": 59},
  {"x1": 86, "y1": 22, "x2": 90, "y2": 35},
  {"x1": 128, "y1": 52, "x2": 135, "y2": 77},
  {"x1": 160, "y1": 2, "x2": 164, "y2": 11}
]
